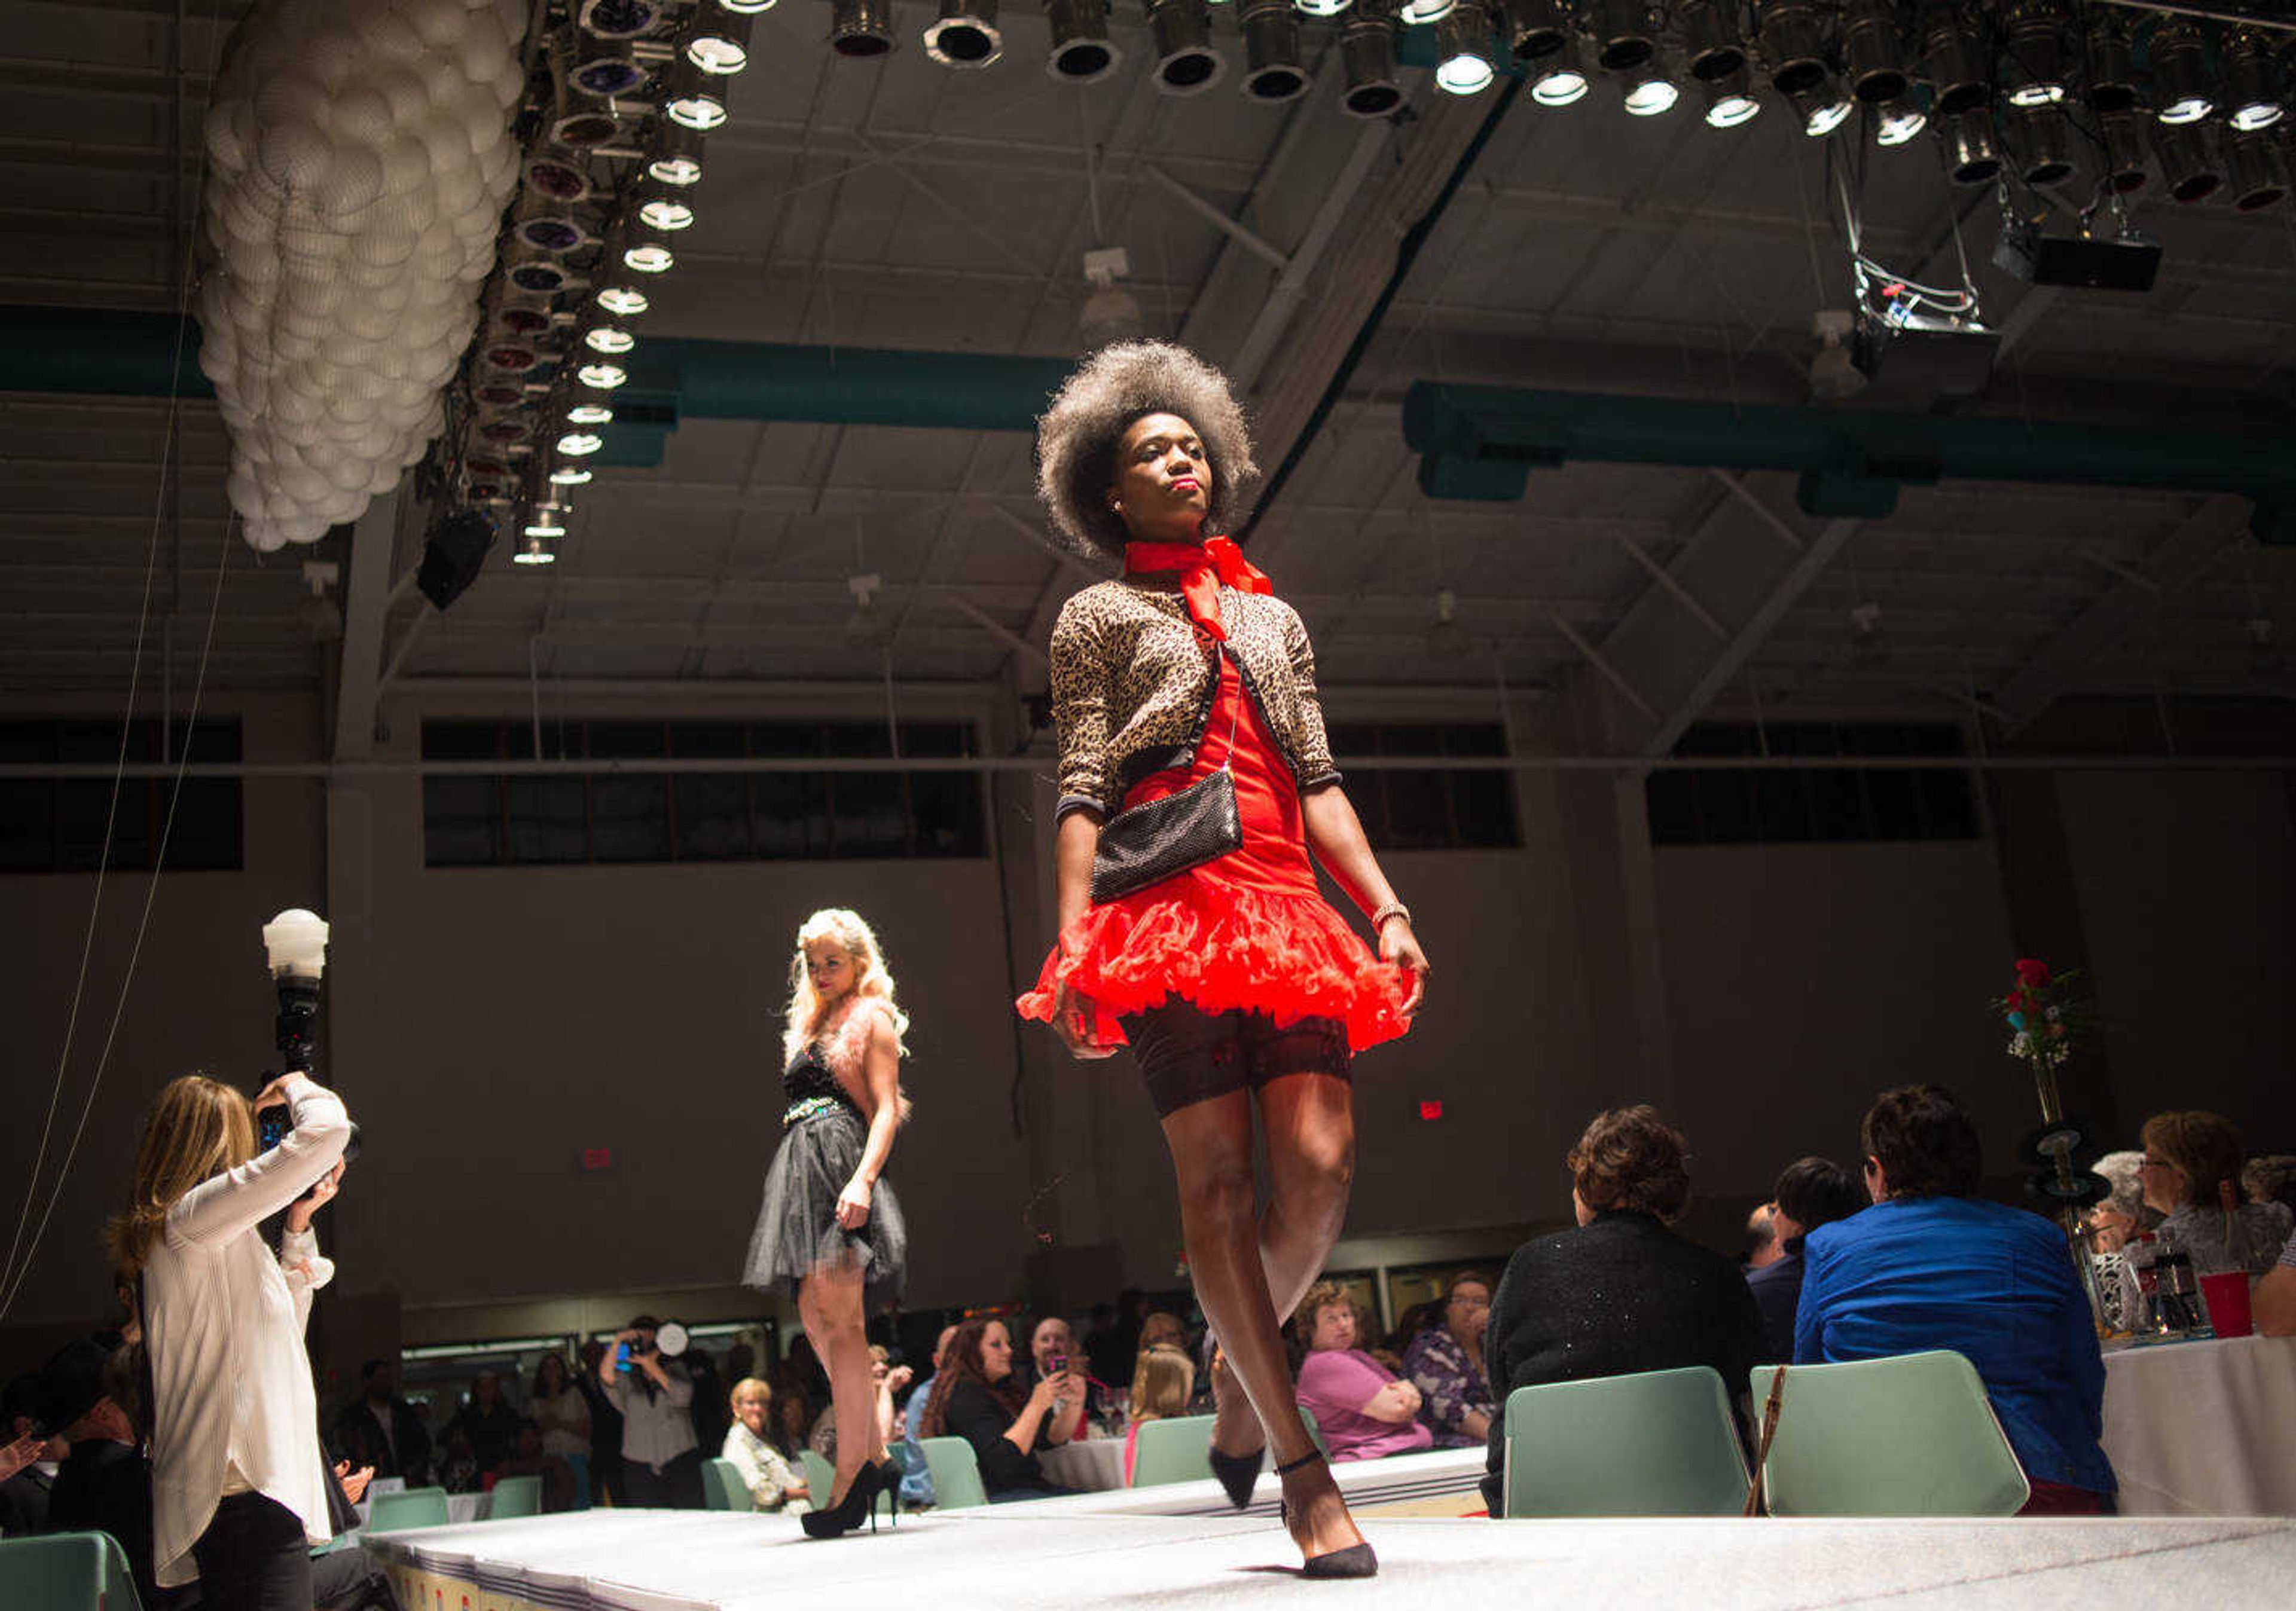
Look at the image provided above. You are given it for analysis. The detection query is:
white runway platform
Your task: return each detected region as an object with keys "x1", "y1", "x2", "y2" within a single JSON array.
[{"x1": 364, "y1": 1450, "x2": 2296, "y2": 1611}]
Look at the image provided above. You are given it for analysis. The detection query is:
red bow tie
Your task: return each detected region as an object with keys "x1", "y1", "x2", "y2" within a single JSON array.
[{"x1": 1123, "y1": 537, "x2": 1272, "y2": 642}]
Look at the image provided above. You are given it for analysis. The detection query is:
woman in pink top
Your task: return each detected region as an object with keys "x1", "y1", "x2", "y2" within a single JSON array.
[{"x1": 1292, "y1": 1283, "x2": 1433, "y2": 1463}]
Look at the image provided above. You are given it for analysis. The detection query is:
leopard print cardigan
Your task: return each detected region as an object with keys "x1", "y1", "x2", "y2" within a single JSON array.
[{"x1": 1049, "y1": 577, "x2": 1340, "y2": 822}]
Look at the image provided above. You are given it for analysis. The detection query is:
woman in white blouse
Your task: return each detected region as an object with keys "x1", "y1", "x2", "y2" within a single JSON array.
[
  {"x1": 721, "y1": 1377, "x2": 810, "y2": 1512},
  {"x1": 106, "y1": 1071, "x2": 352, "y2": 1609}
]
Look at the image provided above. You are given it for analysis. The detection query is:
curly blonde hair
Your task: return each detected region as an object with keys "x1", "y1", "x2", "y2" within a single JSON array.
[
  {"x1": 1034, "y1": 340, "x2": 1260, "y2": 557},
  {"x1": 781, "y1": 908, "x2": 910, "y2": 1067}
]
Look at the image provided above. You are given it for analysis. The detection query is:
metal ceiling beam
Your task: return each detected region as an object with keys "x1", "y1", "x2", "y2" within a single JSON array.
[{"x1": 1995, "y1": 494, "x2": 2255, "y2": 733}]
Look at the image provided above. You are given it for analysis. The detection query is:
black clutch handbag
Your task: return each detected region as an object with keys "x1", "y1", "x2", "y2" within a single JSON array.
[{"x1": 1089, "y1": 650, "x2": 1245, "y2": 904}]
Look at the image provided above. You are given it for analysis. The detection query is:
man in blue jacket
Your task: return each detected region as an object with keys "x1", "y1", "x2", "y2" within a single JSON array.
[{"x1": 1796, "y1": 1084, "x2": 2115, "y2": 1512}]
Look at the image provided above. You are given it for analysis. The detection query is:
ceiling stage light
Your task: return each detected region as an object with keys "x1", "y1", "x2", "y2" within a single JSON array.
[
  {"x1": 1675, "y1": 0, "x2": 1744, "y2": 82},
  {"x1": 1790, "y1": 78, "x2": 1853, "y2": 136},
  {"x1": 2083, "y1": 15, "x2": 2136, "y2": 114},
  {"x1": 924, "y1": 0, "x2": 1003, "y2": 67},
  {"x1": 648, "y1": 124, "x2": 704, "y2": 188},
  {"x1": 2151, "y1": 121, "x2": 2221, "y2": 203},
  {"x1": 2097, "y1": 110, "x2": 2150, "y2": 193},
  {"x1": 577, "y1": 362, "x2": 630, "y2": 391},
  {"x1": 662, "y1": 59, "x2": 729, "y2": 129},
  {"x1": 1045, "y1": 0, "x2": 1122, "y2": 82},
  {"x1": 1584, "y1": 0, "x2": 1653, "y2": 72},
  {"x1": 1921, "y1": 8, "x2": 1990, "y2": 117},
  {"x1": 572, "y1": 43, "x2": 649, "y2": 99},
  {"x1": 1941, "y1": 106, "x2": 2001, "y2": 185},
  {"x1": 585, "y1": 323, "x2": 636, "y2": 355},
  {"x1": 1757, "y1": 1, "x2": 1829, "y2": 96},
  {"x1": 1531, "y1": 35, "x2": 1590, "y2": 105},
  {"x1": 567, "y1": 403, "x2": 615, "y2": 426},
  {"x1": 597, "y1": 283, "x2": 651, "y2": 316},
  {"x1": 1146, "y1": 0, "x2": 1225, "y2": 95},
  {"x1": 687, "y1": 11, "x2": 753, "y2": 72},
  {"x1": 2007, "y1": 103, "x2": 2074, "y2": 187},
  {"x1": 557, "y1": 430, "x2": 606, "y2": 457},
  {"x1": 1434, "y1": 2, "x2": 1497, "y2": 96},
  {"x1": 1999, "y1": 2, "x2": 2068, "y2": 108},
  {"x1": 513, "y1": 535, "x2": 559, "y2": 565},
  {"x1": 637, "y1": 184, "x2": 696, "y2": 231},
  {"x1": 1399, "y1": 0, "x2": 1454, "y2": 23},
  {"x1": 1873, "y1": 99, "x2": 1925, "y2": 145},
  {"x1": 1702, "y1": 68, "x2": 1761, "y2": 127},
  {"x1": 2224, "y1": 32, "x2": 2285, "y2": 132},
  {"x1": 1298, "y1": 0, "x2": 1352, "y2": 16},
  {"x1": 832, "y1": 0, "x2": 897, "y2": 57},
  {"x1": 1622, "y1": 62, "x2": 1679, "y2": 115},
  {"x1": 580, "y1": 0, "x2": 660, "y2": 41},
  {"x1": 1838, "y1": 0, "x2": 1906, "y2": 105},
  {"x1": 2227, "y1": 127, "x2": 2289, "y2": 210},
  {"x1": 2150, "y1": 22, "x2": 2213, "y2": 125},
  {"x1": 1240, "y1": 0, "x2": 1311, "y2": 101},
  {"x1": 1339, "y1": 0, "x2": 1403, "y2": 118}
]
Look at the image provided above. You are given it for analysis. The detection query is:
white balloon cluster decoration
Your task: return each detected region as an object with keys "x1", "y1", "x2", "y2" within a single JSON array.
[{"x1": 196, "y1": 0, "x2": 531, "y2": 552}]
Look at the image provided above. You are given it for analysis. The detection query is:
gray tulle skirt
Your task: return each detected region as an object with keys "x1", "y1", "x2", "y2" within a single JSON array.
[{"x1": 740, "y1": 1107, "x2": 906, "y2": 1312}]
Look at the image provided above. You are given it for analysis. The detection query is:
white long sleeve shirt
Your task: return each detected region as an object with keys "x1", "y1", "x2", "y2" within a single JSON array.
[{"x1": 144, "y1": 1074, "x2": 352, "y2": 1586}]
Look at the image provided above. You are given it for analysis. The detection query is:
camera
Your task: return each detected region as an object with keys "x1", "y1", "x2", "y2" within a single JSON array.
[{"x1": 251, "y1": 907, "x2": 362, "y2": 1179}]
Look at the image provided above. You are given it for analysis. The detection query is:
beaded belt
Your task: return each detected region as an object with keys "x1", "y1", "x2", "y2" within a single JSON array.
[{"x1": 781, "y1": 1095, "x2": 843, "y2": 1130}]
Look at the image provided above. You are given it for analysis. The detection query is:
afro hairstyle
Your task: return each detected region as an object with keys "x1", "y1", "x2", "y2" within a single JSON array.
[{"x1": 1034, "y1": 340, "x2": 1260, "y2": 558}]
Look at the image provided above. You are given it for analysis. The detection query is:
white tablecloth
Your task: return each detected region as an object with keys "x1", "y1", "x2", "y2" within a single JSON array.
[
  {"x1": 1039, "y1": 1437, "x2": 1128, "y2": 1493},
  {"x1": 2102, "y1": 1334, "x2": 2296, "y2": 1515}
]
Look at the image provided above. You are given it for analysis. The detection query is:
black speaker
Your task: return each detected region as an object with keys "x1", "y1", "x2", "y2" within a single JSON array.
[
  {"x1": 416, "y1": 508, "x2": 497, "y2": 611},
  {"x1": 1994, "y1": 215, "x2": 2163, "y2": 292}
]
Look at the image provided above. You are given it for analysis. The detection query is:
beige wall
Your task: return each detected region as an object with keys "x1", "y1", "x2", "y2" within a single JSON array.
[{"x1": 5, "y1": 695, "x2": 2291, "y2": 1359}]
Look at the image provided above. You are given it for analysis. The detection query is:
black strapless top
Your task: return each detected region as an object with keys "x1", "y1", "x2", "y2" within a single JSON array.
[{"x1": 781, "y1": 1046, "x2": 861, "y2": 1127}]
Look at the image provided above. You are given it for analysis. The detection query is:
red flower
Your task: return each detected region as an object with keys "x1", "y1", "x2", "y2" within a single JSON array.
[{"x1": 2014, "y1": 958, "x2": 2051, "y2": 987}]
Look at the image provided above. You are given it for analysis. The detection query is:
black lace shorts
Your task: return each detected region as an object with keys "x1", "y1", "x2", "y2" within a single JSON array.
[{"x1": 1119, "y1": 1000, "x2": 1351, "y2": 1119}]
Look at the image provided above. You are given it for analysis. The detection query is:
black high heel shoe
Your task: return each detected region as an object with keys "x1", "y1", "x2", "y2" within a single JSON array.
[
  {"x1": 800, "y1": 1460, "x2": 888, "y2": 1540},
  {"x1": 1274, "y1": 1451, "x2": 1377, "y2": 1580},
  {"x1": 873, "y1": 1457, "x2": 905, "y2": 1527},
  {"x1": 1204, "y1": 1344, "x2": 1265, "y2": 1509}
]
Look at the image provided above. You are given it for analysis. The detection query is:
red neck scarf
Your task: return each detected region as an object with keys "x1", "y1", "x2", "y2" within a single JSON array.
[{"x1": 1123, "y1": 536, "x2": 1272, "y2": 643}]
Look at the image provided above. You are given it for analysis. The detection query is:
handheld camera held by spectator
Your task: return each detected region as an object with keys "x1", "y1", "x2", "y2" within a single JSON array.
[{"x1": 255, "y1": 909, "x2": 364, "y2": 1176}]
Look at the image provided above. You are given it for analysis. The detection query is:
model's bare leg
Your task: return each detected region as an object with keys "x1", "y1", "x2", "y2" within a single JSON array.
[
  {"x1": 798, "y1": 1261, "x2": 881, "y2": 1502},
  {"x1": 1162, "y1": 1092, "x2": 1364, "y2": 1563}
]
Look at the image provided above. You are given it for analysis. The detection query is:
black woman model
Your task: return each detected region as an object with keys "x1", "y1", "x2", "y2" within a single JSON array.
[
  {"x1": 741, "y1": 907, "x2": 911, "y2": 1539},
  {"x1": 1016, "y1": 342, "x2": 1430, "y2": 1578}
]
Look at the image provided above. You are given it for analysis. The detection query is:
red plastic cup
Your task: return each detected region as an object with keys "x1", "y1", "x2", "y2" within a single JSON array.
[{"x1": 2200, "y1": 1270, "x2": 2254, "y2": 1338}]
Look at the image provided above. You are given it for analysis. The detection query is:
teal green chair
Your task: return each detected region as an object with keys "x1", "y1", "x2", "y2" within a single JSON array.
[
  {"x1": 917, "y1": 1436, "x2": 990, "y2": 1510},
  {"x1": 702, "y1": 1456, "x2": 749, "y2": 1512},
  {"x1": 1128, "y1": 1413, "x2": 1220, "y2": 1488},
  {"x1": 0, "y1": 1531, "x2": 143, "y2": 1610},
  {"x1": 801, "y1": 1447, "x2": 898, "y2": 1520},
  {"x1": 1124, "y1": 1408, "x2": 1327, "y2": 1490},
  {"x1": 365, "y1": 1485, "x2": 451, "y2": 1531},
  {"x1": 1498, "y1": 1367, "x2": 1750, "y2": 1518},
  {"x1": 1750, "y1": 1352, "x2": 2031, "y2": 1516},
  {"x1": 487, "y1": 1474, "x2": 541, "y2": 1518}
]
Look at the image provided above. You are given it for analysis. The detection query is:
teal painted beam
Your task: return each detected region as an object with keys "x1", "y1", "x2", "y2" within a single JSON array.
[{"x1": 1402, "y1": 380, "x2": 2296, "y2": 540}]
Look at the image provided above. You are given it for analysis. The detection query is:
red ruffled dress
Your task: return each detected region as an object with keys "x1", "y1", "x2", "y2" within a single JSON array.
[{"x1": 1016, "y1": 652, "x2": 1413, "y2": 1054}]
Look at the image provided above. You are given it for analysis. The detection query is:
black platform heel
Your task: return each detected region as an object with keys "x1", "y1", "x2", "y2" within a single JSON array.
[
  {"x1": 800, "y1": 1460, "x2": 887, "y2": 1540},
  {"x1": 1275, "y1": 1451, "x2": 1378, "y2": 1580}
]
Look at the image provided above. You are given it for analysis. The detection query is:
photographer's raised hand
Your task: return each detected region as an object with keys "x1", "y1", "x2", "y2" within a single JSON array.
[{"x1": 286, "y1": 1160, "x2": 344, "y2": 1234}]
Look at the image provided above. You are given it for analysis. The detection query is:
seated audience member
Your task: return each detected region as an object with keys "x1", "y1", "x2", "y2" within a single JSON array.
[
  {"x1": 445, "y1": 1369, "x2": 528, "y2": 1481},
  {"x1": 1744, "y1": 1202, "x2": 1781, "y2": 1270},
  {"x1": 1293, "y1": 1281, "x2": 1435, "y2": 1464},
  {"x1": 1482, "y1": 1105, "x2": 1767, "y2": 1515},
  {"x1": 899, "y1": 1325, "x2": 958, "y2": 1508},
  {"x1": 2245, "y1": 1154, "x2": 2296, "y2": 1213},
  {"x1": 1021, "y1": 1316, "x2": 1091, "y2": 1446},
  {"x1": 1137, "y1": 1310, "x2": 1187, "y2": 1356},
  {"x1": 768, "y1": 1380, "x2": 814, "y2": 1462},
  {"x1": 0, "y1": 1374, "x2": 64, "y2": 1535},
  {"x1": 1797, "y1": 1084, "x2": 2114, "y2": 1513},
  {"x1": 1122, "y1": 1343, "x2": 1197, "y2": 1483},
  {"x1": 40, "y1": 1339, "x2": 170, "y2": 1606},
  {"x1": 2126, "y1": 1113, "x2": 2295, "y2": 1304},
  {"x1": 332, "y1": 1358, "x2": 432, "y2": 1489},
  {"x1": 685, "y1": 1346, "x2": 730, "y2": 1459},
  {"x1": 529, "y1": 1353, "x2": 591, "y2": 1508},
  {"x1": 1747, "y1": 1157, "x2": 1867, "y2": 1363},
  {"x1": 722, "y1": 1378, "x2": 810, "y2": 1512},
  {"x1": 917, "y1": 1317, "x2": 1070, "y2": 1501},
  {"x1": 2085, "y1": 1151, "x2": 2150, "y2": 1334},
  {"x1": 1402, "y1": 1274, "x2": 1497, "y2": 1449},
  {"x1": 2256, "y1": 1225, "x2": 2296, "y2": 1337},
  {"x1": 808, "y1": 1345, "x2": 914, "y2": 1459}
]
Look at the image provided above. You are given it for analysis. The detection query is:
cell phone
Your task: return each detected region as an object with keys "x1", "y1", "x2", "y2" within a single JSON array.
[
  {"x1": 1049, "y1": 1352, "x2": 1068, "y2": 1375},
  {"x1": 615, "y1": 1341, "x2": 633, "y2": 1374}
]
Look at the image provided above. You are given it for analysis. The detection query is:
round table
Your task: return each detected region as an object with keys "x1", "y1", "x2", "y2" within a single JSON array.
[
  {"x1": 1039, "y1": 1436, "x2": 1128, "y2": 1493},
  {"x1": 2101, "y1": 1333, "x2": 2296, "y2": 1515}
]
